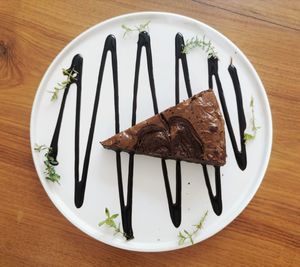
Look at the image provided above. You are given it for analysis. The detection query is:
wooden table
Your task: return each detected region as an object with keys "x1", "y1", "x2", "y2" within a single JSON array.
[{"x1": 1, "y1": 1, "x2": 299, "y2": 266}]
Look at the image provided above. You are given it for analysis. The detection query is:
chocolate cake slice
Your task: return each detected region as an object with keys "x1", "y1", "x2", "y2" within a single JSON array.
[{"x1": 101, "y1": 89, "x2": 226, "y2": 166}]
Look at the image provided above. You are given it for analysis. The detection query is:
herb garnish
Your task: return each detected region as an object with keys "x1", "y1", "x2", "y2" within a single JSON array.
[
  {"x1": 98, "y1": 208, "x2": 125, "y2": 238},
  {"x1": 178, "y1": 211, "x2": 208, "y2": 245},
  {"x1": 121, "y1": 20, "x2": 151, "y2": 38},
  {"x1": 244, "y1": 97, "x2": 260, "y2": 142},
  {"x1": 49, "y1": 68, "x2": 78, "y2": 101},
  {"x1": 182, "y1": 35, "x2": 217, "y2": 58},
  {"x1": 34, "y1": 144, "x2": 60, "y2": 183}
]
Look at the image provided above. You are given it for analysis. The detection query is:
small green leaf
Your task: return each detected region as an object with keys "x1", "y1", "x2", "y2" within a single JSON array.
[
  {"x1": 184, "y1": 229, "x2": 190, "y2": 236},
  {"x1": 105, "y1": 208, "x2": 110, "y2": 218},
  {"x1": 51, "y1": 91, "x2": 58, "y2": 101},
  {"x1": 110, "y1": 214, "x2": 119, "y2": 220},
  {"x1": 98, "y1": 208, "x2": 127, "y2": 239},
  {"x1": 34, "y1": 144, "x2": 48, "y2": 152},
  {"x1": 244, "y1": 133, "x2": 255, "y2": 141},
  {"x1": 50, "y1": 67, "x2": 77, "y2": 101},
  {"x1": 178, "y1": 211, "x2": 208, "y2": 246},
  {"x1": 250, "y1": 96, "x2": 254, "y2": 107},
  {"x1": 182, "y1": 35, "x2": 217, "y2": 58},
  {"x1": 106, "y1": 219, "x2": 114, "y2": 227},
  {"x1": 122, "y1": 21, "x2": 151, "y2": 38},
  {"x1": 178, "y1": 238, "x2": 185, "y2": 246},
  {"x1": 244, "y1": 97, "x2": 260, "y2": 142},
  {"x1": 178, "y1": 232, "x2": 185, "y2": 239},
  {"x1": 121, "y1": 24, "x2": 131, "y2": 31},
  {"x1": 98, "y1": 220, "x2": 107, "y2": 227},
  {"x1": 36, "y1": 144, "x2": 61, "y2": 184}
]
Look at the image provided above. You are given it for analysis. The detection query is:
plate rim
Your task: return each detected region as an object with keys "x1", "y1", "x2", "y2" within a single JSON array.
[{"x1": 30, "y1": 11, "x2": 273, "y2": 252}]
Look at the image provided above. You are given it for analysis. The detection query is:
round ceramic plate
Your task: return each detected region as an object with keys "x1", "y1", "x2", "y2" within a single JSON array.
[{"x1": 30, "y1": 12, "x2": 272, "y2": 252}]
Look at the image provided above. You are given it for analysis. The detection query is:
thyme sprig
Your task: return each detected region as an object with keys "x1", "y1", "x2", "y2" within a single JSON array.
[
  {"x1": 34, "y1": 144, "x2": 60, "y2": 184},
  {"x1": 182, "y1": 35, "x2": 217, "y2": 58},
  {"x1": 178, "y1": 211, "x2": 208, "y2": 245},
  {"x1": 121, "y1": 20, "x2": 151, "y2": 38},
  {"x1": 49, "y1": 68, "x2": 78, "y2": 101},
  {"x1": 244, "y1": 97, "x2": 260, "y2": 142},
  {"x1": 98, "y1": 208, "x2": 126, "y2": 238},
  {"x1": 34, "y1": 144, "x2": 48, "y2": 153}
]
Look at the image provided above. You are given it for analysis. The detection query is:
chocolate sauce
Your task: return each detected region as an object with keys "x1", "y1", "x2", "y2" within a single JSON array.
[
  {"x1": 116, "y1": 151, "x2": 134, "y2": 240},
  {"x1": 49, "y1": 32, "x2": 249, "y2": 237},
  {"x1": 162, "y1": 159, "x2": 181, "y2": 227},
  {"x1": 49, "y1": 35, "x2": 121, "y2": 210},
  {"x1": 159, "y1": 33, "x2": 194, "y2": 227},
  {"x1": 130, "y1": 31, "x2": 182, "y2": 229},
  {"x1": 132, "y1": 31, "x2": 158, "y2": 122},
  {"x1": 49, "y1": 54, "x2": 82, "y2": 165},
  {"x1": 175, "y1": 33, "x2": 192, "y2": 103},
  {"x1": 208, "y1": 57, "x2": 247, "y2": 170},
  {"x1": 202, "y1": 165, "x2": 222, "y2": 215},
  {"x1": 116, "y1": 31, "x2": 162, "y2": 239},
  {"x1": 158, "y1": 33, "x2": 190, "y2": 227},
  {"x1": 175, "y1": 33, "x2": 223, "y2": 216}
]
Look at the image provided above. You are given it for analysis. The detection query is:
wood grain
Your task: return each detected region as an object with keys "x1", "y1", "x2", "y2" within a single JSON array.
[{"x1": 0, "y1": 0, "x2": 299, "y2": 266}]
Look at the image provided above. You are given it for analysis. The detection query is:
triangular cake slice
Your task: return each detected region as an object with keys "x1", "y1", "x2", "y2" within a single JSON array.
[{"x1": 101, "y1": 89, "x2": 226, "y2": 166}]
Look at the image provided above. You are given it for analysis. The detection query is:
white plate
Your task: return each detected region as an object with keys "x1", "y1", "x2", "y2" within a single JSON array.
[{"x1": 30, "y1": 12, "x2": 272, "y2": 252}]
